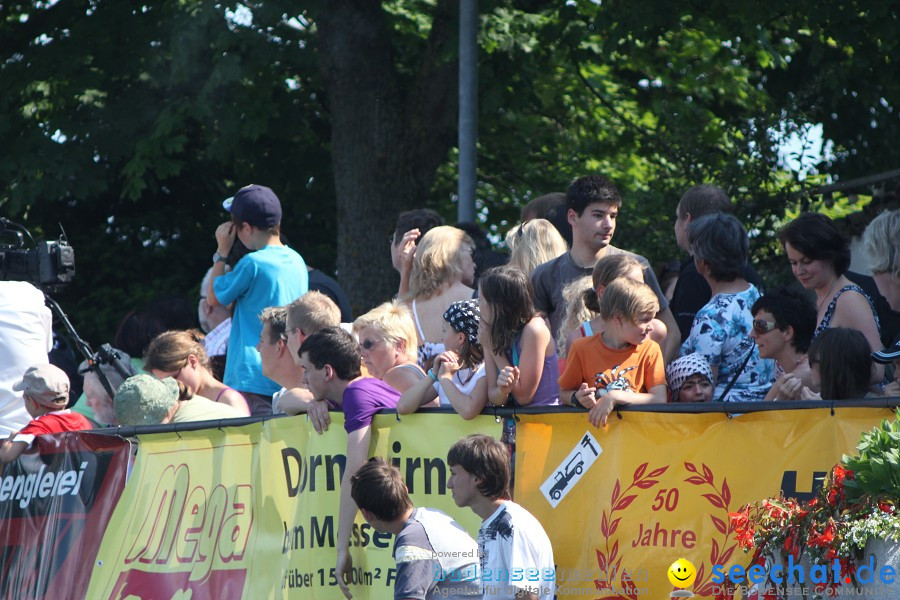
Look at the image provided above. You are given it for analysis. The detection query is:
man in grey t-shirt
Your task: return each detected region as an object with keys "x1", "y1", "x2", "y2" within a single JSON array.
[
  {"x1": 351, "y1": 458, "x2": 481, "y2": 600},
  {"x1": 530, "y1": 175, "x2": 676, "y2": 358}
]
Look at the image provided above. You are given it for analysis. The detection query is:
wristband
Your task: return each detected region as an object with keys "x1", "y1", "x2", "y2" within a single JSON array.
[
  {"x1": 570, "y1": 391, "x2": 578, "y2": 407},
  {"x1": 427, "y1": 369, "x2": 438, "y2": 383}
]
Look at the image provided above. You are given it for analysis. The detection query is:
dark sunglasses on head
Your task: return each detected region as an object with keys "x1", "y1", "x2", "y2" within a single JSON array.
[
  {"x1": 752, "y1": 318, "x2": 778, "y2": 335},
  {"x1": 516, "y1": 220, "x2": 531, "y2": 239}
]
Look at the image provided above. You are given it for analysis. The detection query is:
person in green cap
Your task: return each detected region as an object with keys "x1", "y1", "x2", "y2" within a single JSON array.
[{"x1": 114, "y1": 374, "x2": 245, "y2": 426}]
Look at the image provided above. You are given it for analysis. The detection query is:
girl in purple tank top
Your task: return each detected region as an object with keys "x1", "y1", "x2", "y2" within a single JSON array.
[{"x1": 478, "y1": 266, "x2": 560, "y2": 409}]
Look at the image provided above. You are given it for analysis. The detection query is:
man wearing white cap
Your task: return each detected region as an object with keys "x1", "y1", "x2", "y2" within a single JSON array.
[{"x1": 0, "y1": 364, "x2": 91, "y2": 463}]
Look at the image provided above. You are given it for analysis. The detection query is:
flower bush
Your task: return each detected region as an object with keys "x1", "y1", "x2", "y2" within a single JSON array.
[{"x1": 727, "y1": 412, "x2": 900, "y2": 599}]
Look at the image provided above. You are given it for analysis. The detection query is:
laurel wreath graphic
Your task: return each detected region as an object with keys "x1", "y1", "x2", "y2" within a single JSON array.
[
  {"x1": 683, "y1": 461, "x2": 737, "y2": 597},
  {"x1": 591, "y1": 461, "x2": 737, "y2": 599},
  {"x1": 595, "y1": 462, "x2": 669, "y2": 600}
]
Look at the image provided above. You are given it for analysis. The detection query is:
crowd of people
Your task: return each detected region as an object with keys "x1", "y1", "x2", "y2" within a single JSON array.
[{"x1": 1, "y1": 178, "x2": 899, "y2": 600}]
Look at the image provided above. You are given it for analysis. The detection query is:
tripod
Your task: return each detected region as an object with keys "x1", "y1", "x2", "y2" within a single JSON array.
[{"x1": 43, "y1": 294, "x2": 131, "y2": 403}]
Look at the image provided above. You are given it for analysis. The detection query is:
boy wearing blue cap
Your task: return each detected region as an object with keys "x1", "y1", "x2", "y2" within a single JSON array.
[{"x1": 207, "y1": 184, "x2": 308, "y2": 415}]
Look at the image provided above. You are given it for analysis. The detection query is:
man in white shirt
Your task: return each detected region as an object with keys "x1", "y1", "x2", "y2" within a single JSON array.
[
  {"x1": 199, "y1": 267, "x2": 232, "y2": 357},
  {"x1": 447, "y1": 434, "x2": 555, "y2": 600},
  {"x1": 0, "y1": 282, "x2": 53, "y2": 435}
]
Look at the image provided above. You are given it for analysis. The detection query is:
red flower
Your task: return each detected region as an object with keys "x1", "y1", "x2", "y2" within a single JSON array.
[
  {"x1": 839, "y1": 558, "x2": 857, "y2": 584},
  {"x1": 765, "y1": 501, "x2": 786, "y2": 520},
  {"x1": 729, "y1": 509, "x2": 758, "y2": 548},
  {"x1": 752, "y1": 548, "x2": 765, "y2": 567},
  {"x1": 828, "y1": 465, "x2": 855, "y2": 505},
  {"x1": 783, "y1": 532, "x2": 800, "y2": 559},
  {"x1": 879, "y1": 501, "x2": 894, "y2": 513},
  {"x1": 828, "y1": 484, "x2": 842, "y2": 505},
  {"x1": 832, "y1": 464, "x2": 854, "y2": 482},
  {"x1": 807, "y1": 521, "x2": 836, "y2": 548}
]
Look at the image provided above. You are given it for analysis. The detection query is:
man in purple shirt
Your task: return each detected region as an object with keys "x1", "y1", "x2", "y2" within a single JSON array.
[{"x1": 299, "y1": 327, "x2": 400, "y2": 599}]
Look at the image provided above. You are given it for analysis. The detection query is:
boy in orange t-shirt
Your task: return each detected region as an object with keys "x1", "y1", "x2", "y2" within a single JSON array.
[{"x1": 559, "y1": 278, "x2": 667, "y2": 427}]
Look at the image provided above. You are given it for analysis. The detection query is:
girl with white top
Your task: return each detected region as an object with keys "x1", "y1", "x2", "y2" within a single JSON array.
[{"x1": 397, "y1": 299, "x2": 488, "y2": 419}]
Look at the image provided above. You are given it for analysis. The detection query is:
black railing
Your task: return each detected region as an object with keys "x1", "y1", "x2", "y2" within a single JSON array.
[{"x1": 86, "y1": 396, "x2": 900, "y2": 438}]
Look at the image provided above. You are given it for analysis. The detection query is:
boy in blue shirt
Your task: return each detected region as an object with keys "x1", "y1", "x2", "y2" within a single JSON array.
[{"x1": 207, "y1": 184, "x2": 308, "y2": 414}]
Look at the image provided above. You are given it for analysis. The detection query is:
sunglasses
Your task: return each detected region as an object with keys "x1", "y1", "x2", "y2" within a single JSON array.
[
  {"x1": 516, "y1": 220, "x2": 531, "y2": 239},
  {"x1": 752, "y1": 318, "x2": 779, "y2": 335},
  {"x1": 360, "y1": 338, "x2": 383, "y2": 351}
]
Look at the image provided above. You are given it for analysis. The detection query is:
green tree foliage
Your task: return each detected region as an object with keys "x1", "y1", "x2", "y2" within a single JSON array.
[
  {"x1": 450, "y1": 1, "x2": 898, "y2": 273},
  {"x1": 0, "y1": 1, "x2": 333, "y2": 344},
  {"x1": 0, "y1": 0, "x2": 896, "y2": 348}
]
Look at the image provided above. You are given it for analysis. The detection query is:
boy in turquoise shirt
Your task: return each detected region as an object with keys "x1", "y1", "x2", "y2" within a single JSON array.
[{"x1": 207, "y1": 184, "x2": 308, "y2": 414}]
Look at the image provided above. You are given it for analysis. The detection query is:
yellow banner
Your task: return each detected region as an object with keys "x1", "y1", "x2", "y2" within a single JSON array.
[
  {"x1": 86, "y1": 413, "x2": 499, "y2": 599},
  {"x1": 84, "y1": 407, "x2": 887, "y2": 599},
  {"x1": 515, "y1": 407, "x2": 888, "y2": 599}
]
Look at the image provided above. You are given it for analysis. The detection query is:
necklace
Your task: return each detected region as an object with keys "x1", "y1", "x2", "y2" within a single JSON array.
[
  {"x1": 816, "y1": 278, "x2": 840, "y2": 314},
  {"x1": 779, "y1": 353, "x2": 807, "y2": 374}
]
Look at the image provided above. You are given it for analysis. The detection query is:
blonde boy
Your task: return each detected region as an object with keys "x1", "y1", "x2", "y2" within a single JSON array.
[{"x1": 559, "y1": 278, "x2": 667, "y2": 427}]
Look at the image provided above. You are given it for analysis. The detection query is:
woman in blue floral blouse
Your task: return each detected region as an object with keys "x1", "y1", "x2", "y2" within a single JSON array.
[{"x1": 679, "y1": 213, "x2": 775, "y2": 402}]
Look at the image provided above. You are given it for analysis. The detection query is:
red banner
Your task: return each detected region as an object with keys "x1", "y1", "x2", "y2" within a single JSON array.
[{"x1": 0, "y1": 432, "x2": 131, "y2": 600}]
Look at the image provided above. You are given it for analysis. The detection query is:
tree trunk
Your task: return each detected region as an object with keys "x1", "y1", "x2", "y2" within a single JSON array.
[{"x1": 316, "y1": 0, "x2": 458, "y2": 315}]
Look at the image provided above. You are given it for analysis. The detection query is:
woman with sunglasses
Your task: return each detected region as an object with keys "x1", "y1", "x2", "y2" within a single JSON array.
[
  {"x1": 679, "y1": 214, "x2": 775, "y2": 401},
  {"x1": 144, "y1": 330, "x2": 251, "y2": 415},
  {"x1": 353, "y1": 301, "x2": 426, "y2": 393},
  {"x1": 749, "y1": 287, "x2": 817, "y2": 401},
  {"x1": 778, "y1": 212, "x2": 883, "y2": 383},
  {"x1": 400, "y1": 226, "x2": 476, "y2": 371}
]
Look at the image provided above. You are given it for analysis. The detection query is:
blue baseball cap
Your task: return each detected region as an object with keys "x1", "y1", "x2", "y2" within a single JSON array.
[{"x1": 222, "y1": 184, "x2": 282, "y2": 228}]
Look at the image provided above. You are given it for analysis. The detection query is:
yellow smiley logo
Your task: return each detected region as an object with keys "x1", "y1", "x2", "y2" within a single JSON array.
[{"x1": 667, "y1": 558, "x2": 697, "y2": 588}]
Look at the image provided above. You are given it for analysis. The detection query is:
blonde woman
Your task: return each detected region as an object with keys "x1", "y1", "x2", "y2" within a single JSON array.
[
  {"x1": 144, "y1": 330, "x2": 251, "y2": 415},
  {"x1": 505, "y1": 219, "x2": 568, "y2": 278},
  {"x1": 401, "y1": 226, "x2": 476, "y2": 369},
  {"x1": 555, "y1": 275, "x2": 595, "y2": 367},
  {"x1": 353, "y1": 301, "x2": 427, "y2": 393}
]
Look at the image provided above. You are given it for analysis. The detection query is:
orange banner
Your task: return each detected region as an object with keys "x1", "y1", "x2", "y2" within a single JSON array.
[{"x1": 515, "y1": 408, "x2": 887, "y2": 598}]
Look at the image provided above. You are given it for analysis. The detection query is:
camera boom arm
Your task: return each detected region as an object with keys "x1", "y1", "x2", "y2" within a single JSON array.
[{"x1": 44, "y1": 294, "x2": 127, "y2": 403}]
